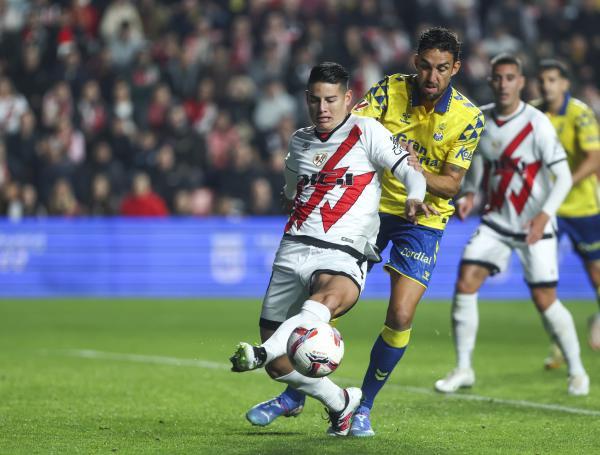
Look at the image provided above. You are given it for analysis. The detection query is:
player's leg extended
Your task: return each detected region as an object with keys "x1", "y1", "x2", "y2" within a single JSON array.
[
  {"x1": 583, "y1": 259, "x2": 600, "y2": 350},
  {"x1": 351, "y1": 272, "x2": 422, "y2": 437},
  {"x1": 245, "y1": 326, "x2": 306, "y2": 426},
  {"x1": 434, "y1": 263, "x2": 489, "y2": 393},
  {"x1": 531, "y1": 286, "x2": 589, "y2": 396},
  {"x1": 352, "y1": 219, "x2": 442, "y2": 437},
  {"x1": 266, "y1": 273, "x2": 363, "y2": 436}
]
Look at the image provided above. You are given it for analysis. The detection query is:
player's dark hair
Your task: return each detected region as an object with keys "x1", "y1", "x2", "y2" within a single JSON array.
[
  {"x1": 308, "y1": 62, "x2": 350, "y2": 90},
  {"x1": 417, "y1": 27, "x2": 461, "y2": 61},
  {"x1": 490, "y1": 53, "x2": 523, "y2": 73},
  {"x1": 538, "y1": 59, "x2": 569, "y2": 79}
]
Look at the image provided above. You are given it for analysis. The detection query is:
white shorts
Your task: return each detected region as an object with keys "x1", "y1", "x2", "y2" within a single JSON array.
[
  {"x1": 259, "y1": 238, "x2": 367, "y2": 329},
  {"x1": 461, "y1": 223, "x2": 558, "y2": 286}
]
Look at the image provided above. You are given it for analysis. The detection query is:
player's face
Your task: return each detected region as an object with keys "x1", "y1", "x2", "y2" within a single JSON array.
[
  {"x1": 413, "y1": 49, "x2": 460, "y2": 102},
  {"x1": 538, "y1": 69, "x2": 569, "y2": 105},
  {"x1": 306, "y1": 82, "x2": 352, "y2": 132},
  {"x1": 489, "y1": 63, "x2": 524, "y2": 112}
]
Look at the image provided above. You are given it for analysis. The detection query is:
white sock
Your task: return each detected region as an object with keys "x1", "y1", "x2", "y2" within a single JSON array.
[
  {"x1": 275, "y1": 370, "x2": 346, "y2": 412},
  {"x1": 542, "y1": 300, "x2": 586, "y2": 376},
  {"x1": 261, "y1": 300, "x2": 331, "y2": 364},
  {"x1": 452, "y1": 292, "x2": 479, "y2": 370}
]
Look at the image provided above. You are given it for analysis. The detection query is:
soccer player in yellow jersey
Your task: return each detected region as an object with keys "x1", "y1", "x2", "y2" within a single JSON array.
[
  {"x1": 349, "y1": 27, "x2": 484, "y2": 437},
  {"x1": 535, "y1": 59, "x2": 600, "y2": 358}
]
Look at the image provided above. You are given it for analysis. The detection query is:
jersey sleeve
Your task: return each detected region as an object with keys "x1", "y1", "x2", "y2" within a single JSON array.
[
  {"x1": 446, "y1": 111, "x2": 485, "y2": 170},
  {"x1": 363, "y1": 119, "x2": 426, "y2": 201},
  {"x1": 283, "y1": 136, "x2": 299, "y2": 199},
  {"x1": 351, "y1": 77, "x2": 389, "y2": 121},
  {"x1": 575, "y1": 105, "x2": 600, "y2": 153}
]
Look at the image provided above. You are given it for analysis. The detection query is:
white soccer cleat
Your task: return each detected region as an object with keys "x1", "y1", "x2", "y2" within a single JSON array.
[
  {"x1": 568, "y1": 373, "x2": 590, "y2": 396},
  {"x1": 543, "y1": 343, "x2": 565, "y2": 370},
  {"x1": 588, "y1": 313, "x2": 600, "y2": 351},
  {"x1": 434, "y1": 368, "x2": 475, "y2": 393},
  {"x1": 230, "y1": 342, "x2": 266, "y2": 372},
  {"x1": 326, "y1": 387, "x2": 362, "y2": 436}
]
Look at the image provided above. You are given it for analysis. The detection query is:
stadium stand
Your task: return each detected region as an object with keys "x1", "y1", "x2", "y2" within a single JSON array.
[{"x1": 0, "y1": 0, "x2": 598, "y2": 217}]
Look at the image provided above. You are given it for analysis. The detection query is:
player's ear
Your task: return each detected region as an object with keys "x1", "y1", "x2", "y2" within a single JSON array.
[
  {"x1": 412, "y1": 53, "x2": 419, "y2": 70},
  {"x1": 344, "y1": 89, "x2": 353, "y2": 108},
  {"x1": 451, "y1": 59, "x2": 461, "y2": 76}
]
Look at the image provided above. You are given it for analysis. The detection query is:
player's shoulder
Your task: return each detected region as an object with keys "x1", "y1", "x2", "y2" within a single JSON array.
[
  {"x1": 291, "y1": 126, "x2": 316, "y2": 140},
  {"x1": 568, "y1": 96, "x2": 593, "y2": 113},
  {"x1": 448, "y1": 87, "x2": 483, "y2": 122}
]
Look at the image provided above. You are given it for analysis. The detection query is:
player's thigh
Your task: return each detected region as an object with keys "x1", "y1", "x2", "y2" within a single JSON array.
[
  {"x1": 516, "y1": 235, "x2": 558, "y2": 288},
  {"x1": 461, "y1": 225, "x2": 512, "y2": 280},
  {"x1": 303, "y1": 248, "x2": 367, "y2": 319},
  {"x1": 383, "y1": 217, "x2": 444, "y2": 288},
  {"x1": 259, "y1": 241, "x2": 310, "y2": 330}
]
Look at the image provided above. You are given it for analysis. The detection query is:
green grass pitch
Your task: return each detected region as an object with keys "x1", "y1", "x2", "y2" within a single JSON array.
[{"x1": 1, "y1": 298, "x2": 599, "y2": 454}]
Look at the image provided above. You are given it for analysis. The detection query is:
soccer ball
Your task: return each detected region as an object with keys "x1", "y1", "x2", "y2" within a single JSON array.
[{"x1": 286, "y1": 321, "x2": 344, "y2": 378}]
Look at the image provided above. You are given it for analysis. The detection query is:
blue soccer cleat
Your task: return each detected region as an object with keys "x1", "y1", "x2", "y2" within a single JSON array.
[
  {"x1": 246, "y1": 393, "x2": 305, "y2": 426},
  {"x1": 350, "y1": 405, "x2": 375, "y2": 437}
]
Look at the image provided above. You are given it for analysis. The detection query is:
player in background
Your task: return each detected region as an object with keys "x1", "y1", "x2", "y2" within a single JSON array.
[
  {"x1": 532, "y1": 60, "x2": 600, "y2": 370},
  {"x1": 347, "y1": 27, "x2": 484, "y2": 437},
  {"x1": 434, "y1": 54, "x2": 589, "y2": 396},
  {"x1": 229, "y1": 62, "x2": 433, "y2": 436}
]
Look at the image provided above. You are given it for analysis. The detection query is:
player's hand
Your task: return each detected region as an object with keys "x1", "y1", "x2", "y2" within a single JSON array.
[
  {"x1": 456, "y1": 193, "x2": 475, "y2": 220},
  {"x1": 405, "y1": 199, "x2": 440, "y2": 224},
  {"x1": 404, "y1": 141, "x2": 423, "y2": 173},
  {"x1": 524, "y1": 211, "x2": 550, "y2": 245}
]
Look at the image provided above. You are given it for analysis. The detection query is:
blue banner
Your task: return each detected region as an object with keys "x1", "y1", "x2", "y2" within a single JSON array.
[{"x1": 0, "y1": 217, "x2": 591, "y2": 299}]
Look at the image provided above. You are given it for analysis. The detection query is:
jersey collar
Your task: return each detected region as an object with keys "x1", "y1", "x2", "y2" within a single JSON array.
[
  {"x1": 558, "y1": 92, "x2": 570, "y2": 116},
  {"x1": 314, "y1": 114, "x2": 351, "y2": 142},
  {"x1": 410, "y1": 78, "x2": 453, "y2": 114}
]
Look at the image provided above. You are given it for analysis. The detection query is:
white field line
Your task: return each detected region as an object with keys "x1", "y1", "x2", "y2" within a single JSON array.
[{"x1": 53, "y1": 348, "x2": 600, "y2": 417}]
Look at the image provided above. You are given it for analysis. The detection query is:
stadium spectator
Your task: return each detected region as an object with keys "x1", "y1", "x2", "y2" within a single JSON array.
[
  {"x1": 120, "y1": 171, "x2": 168, "y2": 216},
  {"x1": 48, "y1": 177, "x2": 81, "y2": 216},
  {"x1": 0, "y1": 77, "x2": 29, "y2": 136}
]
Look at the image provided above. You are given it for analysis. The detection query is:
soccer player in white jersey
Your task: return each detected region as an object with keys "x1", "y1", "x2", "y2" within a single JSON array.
[
  {"x1": 229, "y1": 62, "x2": 433, "y2": 436},
  {"x1": 434, "y1": 54, "x2": 590, "y2": 396}
]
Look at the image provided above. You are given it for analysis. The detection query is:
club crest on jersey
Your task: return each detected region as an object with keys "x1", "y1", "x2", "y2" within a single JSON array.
[
  {"x1": 353, "y1": 99, "x2": 369, "y2": 111},
  {"x1": 433, "y1": 132, "x2": 443, "y2": 141},
  {"x1": 313, "y1": 152, "x2": 328, "y2": 167}
]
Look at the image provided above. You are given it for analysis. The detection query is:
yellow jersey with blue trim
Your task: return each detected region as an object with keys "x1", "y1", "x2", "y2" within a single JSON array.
[
  {"x1": 353, "y1": 74, "x2": 484, "y2": 230},
  {"x1": 532, "y1": 95, "x2": 600, "y2": 217}
]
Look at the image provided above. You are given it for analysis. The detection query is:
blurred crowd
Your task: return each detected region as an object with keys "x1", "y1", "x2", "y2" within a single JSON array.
[{"x1": 0, "y1": 0, "x2": 598, "y2": 217}]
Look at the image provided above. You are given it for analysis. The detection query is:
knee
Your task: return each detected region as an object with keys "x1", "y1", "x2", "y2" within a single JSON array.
[
  {"x1": 386, "y1": 301, "x2": 413, "y2": 329},
  {"x1": 456, "y1": 276, "x2": 480, "y2": 295},
  {"x1": 531, "y1": 287, "x2": 556, "y2": 311}
]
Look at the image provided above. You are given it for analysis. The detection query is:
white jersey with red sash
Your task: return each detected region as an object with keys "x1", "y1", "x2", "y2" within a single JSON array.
[
  {"x1": 478, "y1": 101, "x2": 567, "y2": 234},
  {"x1": 284, "y1": 114, "x2": 418, "y2": 258}
]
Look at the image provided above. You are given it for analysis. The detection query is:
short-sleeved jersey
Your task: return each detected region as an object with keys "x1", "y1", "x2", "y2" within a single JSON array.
[
  {"x1": 478, "y1": 102, "x2": 567, "y2": 234},
  {"x1": 284, "y1": 114, "x2": 421, "y2": 258},
  {"x1": 532, "y1": 95, "x2": 600, "y2": 217},
  {"x1": 352, "y1": 74, "x2": 484, "y2": 230}
]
